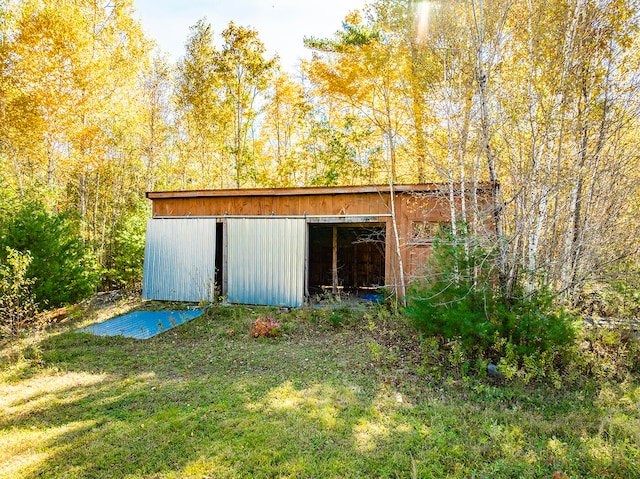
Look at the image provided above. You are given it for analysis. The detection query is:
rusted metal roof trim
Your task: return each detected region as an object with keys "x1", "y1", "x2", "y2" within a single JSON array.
[{"x1": 146, "y1": 183, "x2": 494, "y2": 199}]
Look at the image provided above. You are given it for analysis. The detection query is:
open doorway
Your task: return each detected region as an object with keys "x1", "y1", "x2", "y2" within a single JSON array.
[
  {"x1": 215, "y1": 221, "x2": 223, "y2": 299},
  {"x1": 307, "y1": 223, "x2": 385, "y2": 297}
]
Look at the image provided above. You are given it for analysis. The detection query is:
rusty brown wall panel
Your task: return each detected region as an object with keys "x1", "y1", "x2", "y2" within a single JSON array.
[
  {"x1": 407, "y1": 247, "x2": 433, "y2": 281},
  {"x1": 152, "y1": 192, "x2": 396, "y2": 218}
]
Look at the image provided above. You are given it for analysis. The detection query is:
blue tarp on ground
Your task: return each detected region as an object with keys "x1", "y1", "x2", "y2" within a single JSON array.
[{"x1": 79, "y1": 310, "x2": 203, "y2": 339}]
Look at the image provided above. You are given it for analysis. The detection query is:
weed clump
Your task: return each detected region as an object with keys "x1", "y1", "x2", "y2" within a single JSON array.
[
  {"x1": 250, "y1": 316, "x2": 281, "y2": 338},
  {"x1": 571, "y1": 326, "x2": 640, "y2": 382}
]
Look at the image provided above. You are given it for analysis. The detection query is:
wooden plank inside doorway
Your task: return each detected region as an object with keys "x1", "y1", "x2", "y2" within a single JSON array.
[{"x1": 332, "y1": 225, "x2": 338, "y2": 294}]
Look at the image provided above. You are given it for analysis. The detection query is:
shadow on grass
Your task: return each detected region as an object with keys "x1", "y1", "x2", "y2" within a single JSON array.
[{"x1": 1, "y1": 307, "x2": 639, "y2": 478}]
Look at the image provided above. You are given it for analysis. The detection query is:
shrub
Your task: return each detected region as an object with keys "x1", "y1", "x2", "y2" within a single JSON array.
[
  {"x1": 493, "y1": 287, "x2": 576, "y2": 358},
  {"x1": 0, "y1": 247, "x2": 39, "y2": 340},
  {"x1": 105, "y1": 204, "x2": 148, "y2": 290},
  {"x1": 405, "y1": 226, "x2": 576, "y2": 379},
  {"x1": 250, "y1": 316, "x2": 281, "y2": 338},
  {"x1": 577, "y1": 280, "x2": 640, "y2": 319},
  {"x1": 405, "y1": 226, "x2": 499, "y2": 354},
  {"x1": 0, "y1": 201, "x2": 101, "y2": 308},
  {"x1": 571, "y1": 326, "x2": 640, "y2": 382}
]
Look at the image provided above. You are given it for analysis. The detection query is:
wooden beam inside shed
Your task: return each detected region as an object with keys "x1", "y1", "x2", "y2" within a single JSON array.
[{"x1": 332, "y1": 226, "x2": 338, "y2": 294}]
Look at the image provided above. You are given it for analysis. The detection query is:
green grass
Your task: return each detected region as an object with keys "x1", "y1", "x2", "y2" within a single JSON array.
[{"x1": 1, "y1": 297, "x2": 639, "y2": 478}]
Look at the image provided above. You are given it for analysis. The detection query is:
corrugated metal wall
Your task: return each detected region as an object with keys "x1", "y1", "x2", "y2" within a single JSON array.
[
  {"x1": 142, "y1": 219, "x2": 217, "y2": 302},
  {"x1": 227, "y1": 218, "x2": 306, "y2": 307}
]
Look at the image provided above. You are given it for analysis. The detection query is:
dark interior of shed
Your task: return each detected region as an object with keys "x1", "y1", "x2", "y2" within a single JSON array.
[
  {"x1": 215, "y1": 222, "x2": 223, "y2": 297},
  {"x1": 307, "y1": 224, "x2": 385, "y2": 296}
]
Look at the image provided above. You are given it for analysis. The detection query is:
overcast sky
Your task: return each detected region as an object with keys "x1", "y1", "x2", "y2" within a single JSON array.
[{"x1": 133, "y1": 0, "x2": 368, "y2": 71}]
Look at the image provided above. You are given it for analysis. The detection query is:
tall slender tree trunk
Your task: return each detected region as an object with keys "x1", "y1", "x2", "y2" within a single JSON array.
[{"x1": 471, "y1": 0, "x2": 506, "y2": 290}]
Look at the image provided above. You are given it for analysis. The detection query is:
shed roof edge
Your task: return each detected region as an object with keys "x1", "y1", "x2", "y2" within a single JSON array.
[{"x1": 146, "y1": 183, "x2": 495, "y2": 200}]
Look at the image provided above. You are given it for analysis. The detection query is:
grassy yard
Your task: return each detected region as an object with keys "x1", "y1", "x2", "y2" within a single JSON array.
[{"x1": 1, "y1": 295, "x2": 639, "y2": 478}]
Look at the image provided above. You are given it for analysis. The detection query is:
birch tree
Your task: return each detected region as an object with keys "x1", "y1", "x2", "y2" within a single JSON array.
[
  {"x1": 175, "y1": 19, "x2": 230, "y2": 189},
  {"x1": 216, "y1": 22, "x2": 276, "y2": 188}
]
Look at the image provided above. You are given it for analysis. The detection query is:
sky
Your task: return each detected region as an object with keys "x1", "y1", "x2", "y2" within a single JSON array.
[{"x1": 133, "y1": 0, "x2": 369, "y2": 71}]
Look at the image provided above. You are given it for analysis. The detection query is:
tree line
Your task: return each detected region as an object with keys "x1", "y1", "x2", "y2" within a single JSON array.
[{"x1": 1, "y1": 0, "x2": 639, "y2": 312}]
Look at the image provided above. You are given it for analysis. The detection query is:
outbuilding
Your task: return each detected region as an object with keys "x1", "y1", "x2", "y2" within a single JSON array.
[{"x1": 142, "y1": 184, "x2": 492, "y2": 307}]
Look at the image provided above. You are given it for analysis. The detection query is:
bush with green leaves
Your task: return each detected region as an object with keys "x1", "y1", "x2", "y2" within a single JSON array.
[
  {"x1": 0, "y1": 202, "x2": 100, "y2": 308},
  {"x1": 571, "y1": 326, "x2": 640, "y2": 382},
  {"x1": 0, "y1": 247, "x2": 38, "y2": 340},
  {"x1": 578, "y1": 279, "x2": 640, "y2": 319},
  {"x1": 104, "y1": 203, "x2": 148, "y2": 290},
  {"x1": 405, "y1": 226, "x2": 576, "y2": 377}
]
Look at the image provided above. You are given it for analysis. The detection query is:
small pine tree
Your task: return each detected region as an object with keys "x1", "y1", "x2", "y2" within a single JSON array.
[
  {"x1": 405, "y1": 225, "x2": 576, "y2": 366},
  {"x1": 406, "y1": 225, "x2": 498, "y2": 351}
]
